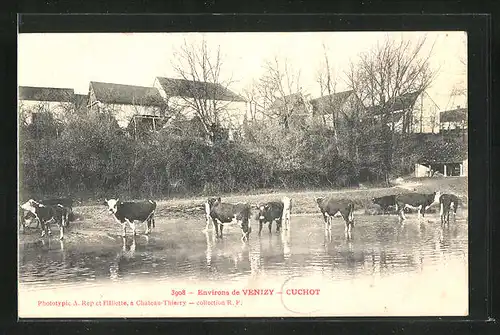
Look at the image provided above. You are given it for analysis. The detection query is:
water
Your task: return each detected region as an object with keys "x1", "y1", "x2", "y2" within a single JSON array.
[{"x1": 18, "y1": 211, "x2": 468, "y2": 289}]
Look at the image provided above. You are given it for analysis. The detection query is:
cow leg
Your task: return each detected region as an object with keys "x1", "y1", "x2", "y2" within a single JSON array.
[
  {"x1": 59, "y1": 224, "x2": 64, "y2": 240},
  {"x1": 45, "y1": 218, "x2": 53, "y2": 236},
  {"x1": 145, "y1": 219, "x2": 151, "y2": 235},
  {"x1": 126, "y1": 219, "x2": 136, "y2": 236},
  {"x1": 219, "y1": 223, "x2": 224, "y2": 238},
  {"x1": 268, "y1": 221, "x2": 272, "y2": 234},
  {"x1": 258, "y1": 221, "x2": 263, "y2": 236},
  {"x1": 214, "y1": 221, "x2": 220, "y2": 238},
  {"x1": 40, "y1": 221, "x2": 46, "y2": 237},
  {"x1": 276, "y1": 218, "x2": 282, "y2": 233},
  {"x1": 323, "y1": 213, "x2": 329, "y2": 230},
  {"x1": 439, "y1": 203, "x2": 444, "y2": 225},
  {"x1": 121, "y1": 222, "x2": 127, "y2": 237},
  {"x1": 398, "y1": 203, "x2": 407, "y2": 221}
]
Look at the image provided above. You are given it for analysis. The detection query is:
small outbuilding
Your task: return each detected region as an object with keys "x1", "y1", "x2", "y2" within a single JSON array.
[{"x1": 415, "y1": 140, "x2": 468, "y2": 177}]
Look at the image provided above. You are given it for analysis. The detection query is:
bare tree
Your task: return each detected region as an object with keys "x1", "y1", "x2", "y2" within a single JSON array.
[
  {"x1": 315, "y1": 43, "x2": 341, "y2": 155},
  {"x1": 171, "y1": 36, "x2": 238, "y2": 141},
  {"x1": 345, "y1": 34, "x2": 437, "y2": 183},
  {"x1": 256, "y1": 55, "x2": 306, "y2": 130},
  {"x1": 242, "y1": 80, "x2": 264, "y2": 122}
]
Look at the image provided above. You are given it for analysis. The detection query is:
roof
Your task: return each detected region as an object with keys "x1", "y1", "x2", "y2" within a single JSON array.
[
  {"x1": 155, "y1": 77, "x2": 246, "y2": 102},
  {"x1": 440, "y1": 108, "x2": 467, "y2": 123},
  {"x1": 90, "y1": 81, "x2": 165, "y2": 107},
  {"x1": 366, "y1": 91, "x2": 421, "y2": 115},
  {"x1": 269, "y1": 93, "x2": 306, "y2": 110},
  {"x1": 19, "y1": 86, "x2": 75, "y2": 103},
  {"x1": 418, "y1": 140, "x2": 468, "y2": 164},
  {"x1": 309, "y1": 90, "x2": 354, "y2": 116}
]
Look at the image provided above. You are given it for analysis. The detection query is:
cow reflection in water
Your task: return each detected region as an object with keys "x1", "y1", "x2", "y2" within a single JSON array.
[
  {"x1": 204, "y1": 231, "x2": 213, "y2": 267},
  {"x1": 110, "y1": 236, "x2": 137, "y2": 280},
  {"x1": 281, "y1": 229, "x2": 291, "y2": 261}
]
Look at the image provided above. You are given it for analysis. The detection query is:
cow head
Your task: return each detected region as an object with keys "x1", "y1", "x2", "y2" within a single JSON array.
[
  {"x1": 105, "y1": 198, "x2": 120, "y2": 214},
  {"x1": 315, "y1": 197, "x2": 324, "y2": 207},
  {"x1": 206, "y1": 197, "x2": 221, "y2": 210},
  {"x1": 258, "y1": 203, "x2": 270, "y2": 220},
  {"x1": 20, "y1": 199, "x2": 43, "y2": 214}
]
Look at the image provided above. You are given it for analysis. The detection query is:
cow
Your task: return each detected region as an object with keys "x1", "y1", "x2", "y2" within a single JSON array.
[
  {"x1": 395, "y1": 191, "x2": 441, "y2": 221},
  {"x1": 315, "y1": 197, "x2": 355, "y2": 233},
  {"x1": 20, "y1": 199, "x2": 70, "y2": 239},
  {"x1": 207, "y1": 197, "x2": 252, "y2": 241},
  {"x1": 439, "y1": 193, "x2": 460, "y2": 226},
  {"x1": 105, "y1": 199, "x2": 156, "y2": 237},
  {"x1": 371, "y1": 195, "x2": 397, "y2": 214},
  {"x1": 21, "y1": 198, "x2": 75, "y2": 229},
  {"x1": 257, "y1": 201, "x2": 284, "y2": 235},
  {"x1": 282, "y1": 196, "x2": 292, "y2": 231}
]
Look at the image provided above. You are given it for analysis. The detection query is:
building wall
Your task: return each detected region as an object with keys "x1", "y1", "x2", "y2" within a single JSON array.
[
  {"x1": 415, "y1": 163, "x2": 431, "y2": 177},
  {"x1": 412, "y1": 93, "x2": 440, "y2": 133},
  {"x1": 462, "y1": 158, "x2": 468, "y2": 176},
  {"x1": 154, "y1": 79, "x2": 250, "y2": 129},
  {"x1": 98, "y1": 103, "x2": 162, "y2": 128}
]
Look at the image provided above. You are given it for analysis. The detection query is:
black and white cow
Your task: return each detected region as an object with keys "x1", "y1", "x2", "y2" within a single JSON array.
[
  {"x1": 20, "y1": 199, "x2": 70, "y2": 239},
  {"x1": 395, "y1": 191, "x2": 441, "y2": 220},
  {"x1": 207, "y1": 197, "x2": 252, "y2": 241},
  {"x1": 105, "y1": 199, "x2": 156, "y2": 237},
  {"x1": 257, "y1": 201, "x2": 284, "y2": 235},
  {"x1": 439, "y1": 193, "x2": 459, "y2": 226},
  {"x1": 21, "y1": 198, "x2": 75, "y2": 229},
  {"x1": 371, "y1": 195, "x2": 397, "y2": 214},
  {"x1": 316, "y1": 197, "x2": 355, "y2": 233}
]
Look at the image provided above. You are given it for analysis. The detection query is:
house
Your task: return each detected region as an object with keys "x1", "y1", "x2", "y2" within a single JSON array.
[
  {"x1": 439, "y1": 106, "x2": 467, "y2": 135},
  {"x1": 18, "y1": 86, "x2": 76, "y2": 125},
  {"x1": 268, "y1": 93, "x2": 312, "y2": 127},
  {"x1": 414, "y1": 140, "x2": 468, "y2": 177},
  {"x1": 153, "y1": 77, "x2": 248, "y2": 137},
  {"x1": 309, "y1": 90, "x2": 365, "y2": 128},
  {"x1": 87, "y1": 81, "x2": 167, "y2": 133},
  {"x1": 363, "y1": 91, "x2": 440, "y2": 134}
]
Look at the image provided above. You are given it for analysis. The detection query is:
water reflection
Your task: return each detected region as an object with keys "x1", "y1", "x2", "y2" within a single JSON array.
[{"x1": 19, "y1": 214, "x2": 468, "y2": 287}]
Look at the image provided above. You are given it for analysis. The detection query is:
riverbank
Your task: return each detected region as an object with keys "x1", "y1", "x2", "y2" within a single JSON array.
[{"x1": 19, "y1": 176, "x2": 467, "y2": 245}]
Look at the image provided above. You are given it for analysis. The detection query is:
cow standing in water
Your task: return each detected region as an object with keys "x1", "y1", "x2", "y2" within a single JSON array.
[
  {"x1": 257, "y1": 196, "x2": 293, "y2": 235},
  {"x1": 257, "y1": 201, "x2": 284, "y2": 235},
  {"x1": 371, "y1": 195, "x2": 397, "y2": 214},
  {"x1": 206, "y1": 197, "x2": 252, "y2": 241},
  {"x1": 20, "y1": 197, "x2": 75, "y2": 230},
  {"x1": 105, "y1": 199, "x2": 157, "y2": 237},
  {"x1": 395, "y1": 192, "x2": 441, "y2": 221},
  {"x1": 315, "y1": 197, "x2": 355, "y2": 234},
  {"x1": 20, "y1": 199, "x2": 70, "y2": 239},
  {"x1": 439, "y1": 193, "x2": 459, "y2": 226}
]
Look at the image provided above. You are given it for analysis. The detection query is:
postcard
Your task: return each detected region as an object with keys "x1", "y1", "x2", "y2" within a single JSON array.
[{"x1": 18, "y1": 30, "x2": 468, "y2": 318}]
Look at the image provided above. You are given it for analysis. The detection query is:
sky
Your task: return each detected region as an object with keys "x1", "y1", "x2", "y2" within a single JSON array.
[{"x1": 18, "y1": 31, "x2": 467, "y2": 111}]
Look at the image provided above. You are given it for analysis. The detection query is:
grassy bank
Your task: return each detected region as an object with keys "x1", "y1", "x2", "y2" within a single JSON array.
[
  {"x1": 75, "y1": 176, "x2": 468, "y2": 218},
  {"x1": 19, "y1": 176, "x2": 467, "y2": 244}
]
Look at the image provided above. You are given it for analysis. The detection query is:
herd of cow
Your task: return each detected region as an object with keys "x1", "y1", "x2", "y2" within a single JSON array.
[{"x1": 18, "y1": 189, "x2": 460, "y2": 242}]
